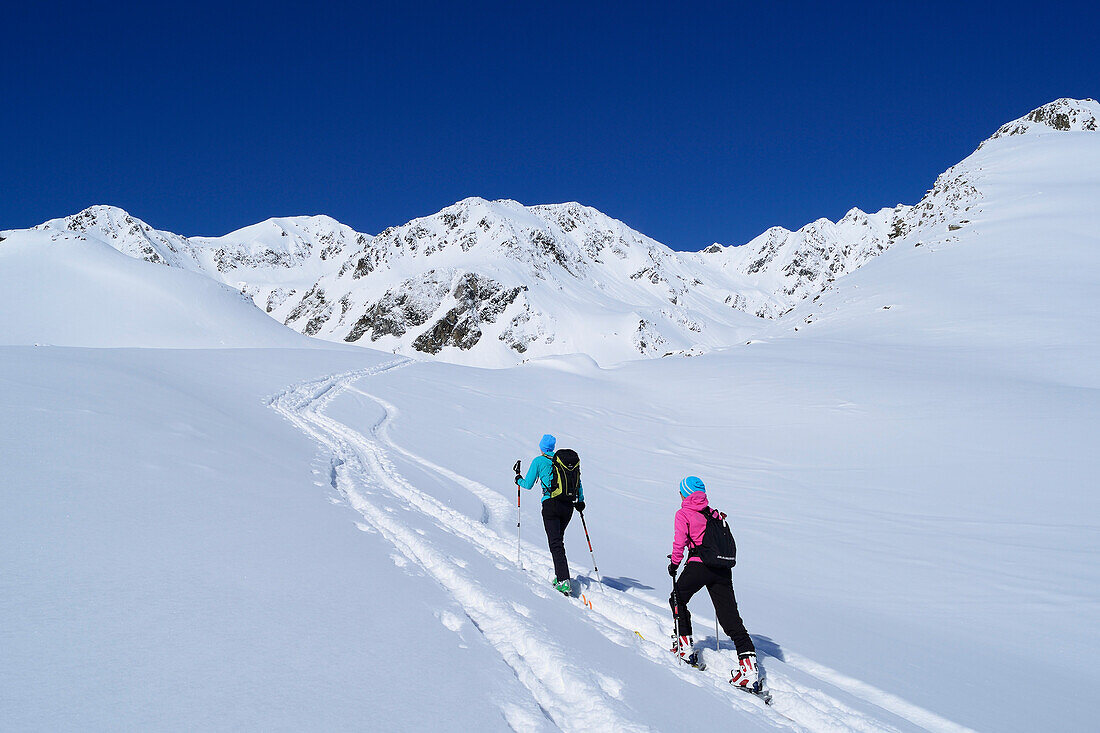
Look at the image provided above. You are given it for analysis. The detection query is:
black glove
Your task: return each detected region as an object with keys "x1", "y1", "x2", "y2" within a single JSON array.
[
  {"x1": 514, "y1": 475, "x2": 522, "y2": 485},
  {"x1": 574, "y1": 500, "x2": 585, "y2": 512},
  {"x1": 668, "y1": 562, "x2": 678, "y2": 577}
]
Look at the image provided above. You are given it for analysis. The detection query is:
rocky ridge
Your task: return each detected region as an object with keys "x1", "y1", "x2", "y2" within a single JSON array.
[
  {"x1": 698, "y1": 205, "x2": 910, "y2": 318},
  {"x1": 981, "y1": 97, "x2": 1099, "y2": 147}
]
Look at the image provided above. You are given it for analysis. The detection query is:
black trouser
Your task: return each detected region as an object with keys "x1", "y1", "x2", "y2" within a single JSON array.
[
  {"x1": 541, "y1": 496, "x2": 574, "y2": 582},
  {"x1": 669, "y1": 562, "x2": 755, "y2": 655}
]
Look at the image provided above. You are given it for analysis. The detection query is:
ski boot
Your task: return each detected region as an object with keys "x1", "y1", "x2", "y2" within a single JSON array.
[
  {"x1": 671, "y1": 634, "x2": 704, "y2": 668},
  {"x1": 553, "y1": 577, "x2": 572, "y2": 595},
  {"x1": 730, "y1": 652, "x2": 771, "y2": 703}
]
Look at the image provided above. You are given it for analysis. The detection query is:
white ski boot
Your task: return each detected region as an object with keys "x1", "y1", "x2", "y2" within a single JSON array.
[
  {"x1": 730, "y1": 652, "x2": 770, "y2": 702},
  {"x1": 671, "y1": 634, "x2": 701, "y2": 667},
  {"x1": 730, "y1": 651, "x2": 759, "y2": 689}
]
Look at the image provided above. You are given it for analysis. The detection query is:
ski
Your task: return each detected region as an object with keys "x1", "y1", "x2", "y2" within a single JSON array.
[
  {"x1": 731, "y1": 679, "x2": 773, "y2": 705},
  {"x1": 669, "y1": 646, "x2": 707, "y2": 671}
]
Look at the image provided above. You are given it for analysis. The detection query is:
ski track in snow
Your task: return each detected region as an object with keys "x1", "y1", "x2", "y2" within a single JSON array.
[{"x1": 270, "y1": 364, "x2": 976, "y2": 733}]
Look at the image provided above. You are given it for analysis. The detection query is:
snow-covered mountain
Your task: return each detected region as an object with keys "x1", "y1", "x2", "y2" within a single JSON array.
[
  {"x1": 28, "y1": 198, "x2": 907, "y2": 365},
  {"x1": 980, "y1": 96, "x2": 1098, "y2": 147},
  {"x1": 695, "y1": 204, "x2": 909, "y2": 318},
  {"x1": 20, "y1": 97, "x2": 1099, "y2": 366},
  {"x1": 242, "y1": 198, "x2": 762, "y2": 364},
  {"x1": 37, "y1": 205, "x2": 198, "y2": 269},
  {"x1": 763, "y1": 96, "x2": 1100, "y2": 377},
  {"x1": 26, "y1": 206, "x2": 917, "y2": 366}
]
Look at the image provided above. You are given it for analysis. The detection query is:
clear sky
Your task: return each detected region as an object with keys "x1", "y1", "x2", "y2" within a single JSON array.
[{"x1": 3, "y1": 1, "x2": 1095, "y2": 250}]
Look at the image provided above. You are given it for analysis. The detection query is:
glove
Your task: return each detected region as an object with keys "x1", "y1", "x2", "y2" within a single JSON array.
[
  {"x1": 574, "y1": 501, "x2": 585, "y2": 512},
  {"x1": 668, "y1": 562, "x2": 678, "y2": 577},
  {"x1": 514, "y1": 475, "x2": 521, "y2": 485}
]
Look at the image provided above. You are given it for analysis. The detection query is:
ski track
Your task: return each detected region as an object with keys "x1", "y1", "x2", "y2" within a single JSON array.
[
  {"x1": 271, "y1": 362, "x2": 650, "y2": 733},
  {"x1": 270, "y1": 364, "x2": 976, "y2": 733}
]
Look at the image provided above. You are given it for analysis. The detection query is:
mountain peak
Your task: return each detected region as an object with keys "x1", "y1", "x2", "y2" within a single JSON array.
[
  {"x1": 39, "y1": 204, "x2": 145, "y2": 232},
  {"x1": 982, "y1": 98, "x2": 1099, "y2": 147},
  {"x1": 34, "y1": 206, "x2": 197, "y2": 268}
]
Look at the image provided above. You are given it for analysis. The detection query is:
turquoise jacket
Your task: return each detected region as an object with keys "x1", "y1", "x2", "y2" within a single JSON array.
[{"x1": 517, "y1": 453, "x2": 584, "y2": 503}]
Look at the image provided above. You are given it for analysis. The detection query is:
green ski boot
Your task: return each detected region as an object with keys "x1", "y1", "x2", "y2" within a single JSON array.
[{"x1": 553, "y1": 578, "x2": 572, "y2": 595}]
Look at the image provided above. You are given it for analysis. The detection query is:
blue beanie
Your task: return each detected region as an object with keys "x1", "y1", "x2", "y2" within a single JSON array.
[
  {"x1": 539, "y1": 434, "x2": 556, "y2": 454},
  {"x1": 679, "y1": 476, "x2": 706, "y2": 498}
]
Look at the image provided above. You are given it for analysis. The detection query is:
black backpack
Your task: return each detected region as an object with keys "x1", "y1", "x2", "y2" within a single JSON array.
[
  {"x1": 688, "y1": 508, "x2": 737, "y2": 568},
  {"x1": 548, "y1": 449, "x2": 581, "y2": 502}
]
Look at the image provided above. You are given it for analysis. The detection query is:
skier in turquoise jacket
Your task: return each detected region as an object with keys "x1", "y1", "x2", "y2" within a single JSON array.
[{"x1": 516, "y1": 434, "x2": 584, "y2": 593}]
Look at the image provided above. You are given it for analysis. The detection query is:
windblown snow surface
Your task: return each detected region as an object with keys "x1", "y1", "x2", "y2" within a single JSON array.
[{"x1": 2, "y1": 101, "x2": 1098, "y2": 731}]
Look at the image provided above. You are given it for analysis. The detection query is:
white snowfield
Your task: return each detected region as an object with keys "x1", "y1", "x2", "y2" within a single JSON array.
[
  {"x1": 1, "y1": 98, "x2": 1098, "y2": 731},
  {"x1": 0, "y1": 229, "x2": 326, "y2": 349}
]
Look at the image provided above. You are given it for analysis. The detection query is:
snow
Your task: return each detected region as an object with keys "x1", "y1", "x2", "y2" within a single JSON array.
[
  {"x1": 2, "y1": 98, "x2": 1098, "y2": 731},
  {"x1": 344, "y1": 331, "x2": 1097, "y2": 731},
  {"x1": 0, "y1": 229, "x2": 327, "y2": 349},
  {"x1": 0, "y1": 347, "x2": 553, "y2": 731}
]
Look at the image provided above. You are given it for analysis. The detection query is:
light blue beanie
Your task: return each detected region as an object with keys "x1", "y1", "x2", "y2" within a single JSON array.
[
  {"x1": 679, "y1": 476, "x2": 706, "y2": 498},
  {"x1": 539, "y1": 434, "x2": 556, "y2": 454}
]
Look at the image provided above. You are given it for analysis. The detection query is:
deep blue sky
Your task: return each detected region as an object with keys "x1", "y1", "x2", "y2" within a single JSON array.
[{"x1": 3, "y1": 2, "x2": 1095, "y2": 250}]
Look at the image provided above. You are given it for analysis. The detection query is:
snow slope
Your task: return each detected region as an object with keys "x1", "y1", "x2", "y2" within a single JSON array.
[
  {"x1": 5, "y1": 344, "x2": 996, "y2": 732},
  {"x1": 765, "y1": 97, "x2": 1100, "y2": 387},
  {"x1": 1, "y1": 347, "x2": 563, "y2": 731},
  {"x1": 313, "y1": 255, "x2": 1097, "y2": 731},
  {"x1": 280, "y1": 360, "x2": 992, "y2": 732},
  {"x1": 0, "y1": 229, "x2": 323, "y2": 348}
]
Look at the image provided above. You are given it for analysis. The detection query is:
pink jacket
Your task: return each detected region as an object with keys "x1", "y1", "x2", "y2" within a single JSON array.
[{"x1": 671, "y1": 491, "x2": 721, "y2": 565}]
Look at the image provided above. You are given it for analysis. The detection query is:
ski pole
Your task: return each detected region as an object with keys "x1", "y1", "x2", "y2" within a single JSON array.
[
  {"x1": 578, "y1": 509, "x2": 601, "y2": 585},
  {"x1": 513, "y1": 460, "x2": 522, "y2": 569},
  {"x1": 668, "y1": 554, "x2": 682, "y2": 664}
]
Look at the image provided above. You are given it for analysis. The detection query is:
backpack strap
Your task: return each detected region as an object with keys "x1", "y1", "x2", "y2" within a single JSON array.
[
  {"x1": 685, "y1": 506, "x2": 710, "y2": 553},
  {"x1": 536, "y1": 453, "x2": 554, "y2": 491},
  {"x1": 549, "y1": 456, "x2": 562, "y2": 497},
  {"x1": 686, "y1": 506, "x2": 726, "y2": 557}
]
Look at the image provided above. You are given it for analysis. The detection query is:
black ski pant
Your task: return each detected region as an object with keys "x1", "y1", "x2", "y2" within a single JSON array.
[
  {"x1": 669, "y1": 562, "x2": 755, "y2": 655},
  {"x1": 541, "y1": 497, "x2": 574, "y2": 582}
]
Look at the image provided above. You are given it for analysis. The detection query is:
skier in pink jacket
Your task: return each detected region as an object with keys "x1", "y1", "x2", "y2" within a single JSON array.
[{"x1": 668, "y1": 476, "x2": 760, "y2": 691}]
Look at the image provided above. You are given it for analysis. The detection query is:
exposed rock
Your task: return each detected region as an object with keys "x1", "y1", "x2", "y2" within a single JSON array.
[
  {"x1": 284, "y1": 285, "x2": 332, "y2": 336},
  {"x1": 983, "y1": 98, "x2": 1100, "y2": 147},
  {"x1": 345, "y1": 271, "x2": 450, "y2": 343},
  {"x1": 633, "y1": 319, "x2": 668, "y2": 355},
  {"x1": 413, "y1": 274, "x2": 525, "y2": 354}
]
